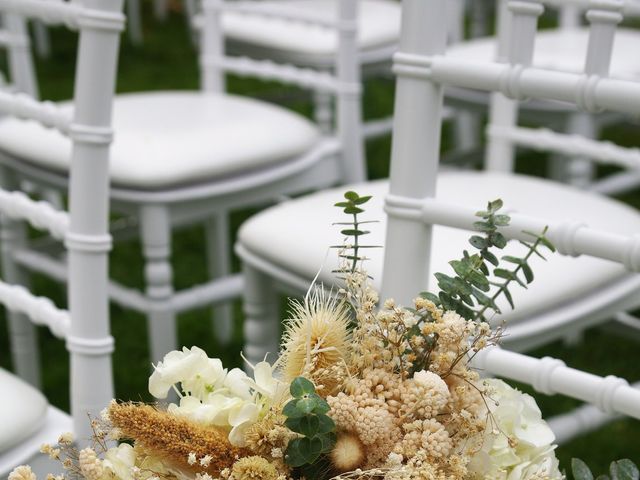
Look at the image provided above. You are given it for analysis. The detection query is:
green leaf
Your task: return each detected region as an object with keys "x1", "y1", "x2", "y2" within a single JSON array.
[
  {"x1": 502, "y1": 256, "x2": 524, "y2": 265},
  {"x1": 468, "y1": 270, "x2": 490, "y2": 291},
  {"x1": 473, "y1": 220, "x2": 494, "y2": 232},
  {"x1": 595, "y1": 476, "x2": 611, "y2": 480},
  {"x1": 494, "y1": 214, "x2": 510, "y2": 226},
  {"x1": 320, "y1": 432, "x2": 336, "y2": 453},
  {"x1": 503, "y1": 287, "x2": 514, "y2": 309},
  {"x1": 343, "y1": 206, "x2": 364, "y2": 215},
  {"x1": 297, "y1": 414, "x2": 320, "y2": 438},
  {"x1": 419, "y1": 291, "x2": 440, "y2": 305},
  {"x1": 343, "y1": 191, "x2": 360, "y2": 201},
  {"x1": 572, "y1": 458, "x2": 594, "y2": 480},
  {"x1": 481, "y1": 250, "x2": 499, "y2": 266},
  {"x1": 488, "y1": 199, "x2": 504, "y2": 212},
  {"x1": 316, "y1": 414, "x2": 335, "y2": 434},
  {"x1": 299, "y1": 436, "x2": 323, "y2": 464},
  {"x1": 282, "y1": 399, "x2": 304, "y2": 418},
  {"x1": 284, "y1": 416, "x2": 303, "y2": 434},
  {"x1": 284, "y1": 439, "x2": 307, "y2": 467},
  {"x1": 521, "y1": 262, "x2": 534, "y2": 283},
  {"x1": 334, "y1": 201, "x2": 350, "y2": 208},
  {"x1": 353, "y1": 195, "x2": 372, "y2": 205},
  {"x1": 435, "y1": 273, "x2": 455, "y2": 292},
  {"x1": 493, "y1": 232, "x2": 507, "y2": 248},
  {"x1": 297, "y1": 397, "x2": 319, "y2": 414},
  {"x1": 469, "y1": 235, "x2": 488, "y2": 249},
  {"x1": 340, "y1": 229, "x2": 369, "y2": 236},
  {"x1": 610, "y1": 460, "x2": 639, "y2": 480},
  {"x1": 312, "y1": 397, "x2": 331, "y2": 415},
  {"x1": 290, "y1": 377, "x2": 316, "y2": 398}
]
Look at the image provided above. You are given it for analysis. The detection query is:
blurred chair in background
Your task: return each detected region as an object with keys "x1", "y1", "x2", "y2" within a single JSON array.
[
  {"x1": 236, "y1": 0, "x2": 640, "y2": 404},
  {"x1": 0, "y1": 0, "x2": 123, "y2": 476},
  {"x1": 0, "y1": 0, "x2": 365, "y2": 373}
]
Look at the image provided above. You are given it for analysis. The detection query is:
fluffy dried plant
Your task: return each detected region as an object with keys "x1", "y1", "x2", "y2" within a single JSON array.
[{"x1": 279, "y1": 287, "x2": 352, "y2": 395}]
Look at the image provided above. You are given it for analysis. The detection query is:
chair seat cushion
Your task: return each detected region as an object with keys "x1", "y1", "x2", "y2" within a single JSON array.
[
  {"x1": 0, "y1": 368, "x2": 48, "y2": 453},
  {"x1": 238, "y1": 171, "x2": 640, "y2": 324},
  {"x1": 0, "y1": 92, "x2": 320, "y2": 189},
  {"x1": 211, "y1": 0, "x2": 401, "y2": 62},
  {"x1": 448, "y1": 28, "x2": 640, "y2": 80}
]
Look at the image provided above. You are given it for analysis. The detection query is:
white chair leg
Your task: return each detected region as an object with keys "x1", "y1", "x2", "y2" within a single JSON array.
[
  {"x1": 0, "y1": 167, "x2": 40, "y2": 387},
  {"x1": 549, "y1": 112, "x2": 596, "y2": 187},
  {"x1": 1, "y1": 218, "x2": 40, "y2": 387},
  {"x1": 32, "y1": 21, "x2": 51, "y2": 59},
  {"x1": 205, "y1": 213, "x2": 234, "y2": 345},
  {"x1": 313, "y1": 90, "x2": 333, "y2": 135},
  {"x1": 452, "y1": 110, "x2": 480, "y2": 153},
  {"x1": 127, "y1": 0, "x2": 144, "y2": 46},
  {"x1": 242, "y1": 263, "x2": 280, "y2": 369},
  {"x1": 140, "y1": 205, "x2": 177, "y2": 364},
  {"x1": 154, "y1": 0, "x2": 170, "y2": 21}
]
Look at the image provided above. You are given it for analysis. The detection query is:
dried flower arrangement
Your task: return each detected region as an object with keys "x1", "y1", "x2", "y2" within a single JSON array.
[{"x1": 10, "y1": 193, "x2": 638, "y2": 480}]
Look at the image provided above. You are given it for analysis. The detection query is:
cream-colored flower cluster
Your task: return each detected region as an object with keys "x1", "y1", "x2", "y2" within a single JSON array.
[
  {"x1": 149, "y1": 346, "x2": 287, "y2": 447},
  {"x1": 11, "y1": 268, "x2": 560, "y2": 480}
]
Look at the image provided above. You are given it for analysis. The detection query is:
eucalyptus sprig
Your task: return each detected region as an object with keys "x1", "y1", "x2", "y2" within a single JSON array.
[
  {"x1": 571, "y1": 458, "x2": 639, "y2": 480},
  {"x1": 333, "y1": 191, "x2": 378, "y2": 276},
  {"x1": 420, "y1": 199, "x2": 555, "y2": 322},
  {"x1": 283, "y1": 377, "x2": 336, "y2": 478}
]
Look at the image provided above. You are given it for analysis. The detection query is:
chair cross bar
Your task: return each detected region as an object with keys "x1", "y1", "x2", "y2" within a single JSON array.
[
  {"x1": 473, "y1": 346, "x2": 640, "y2": 418},
  {"x1": 488, "y1": 125, "x2": 640, "y2": 170},
  {"x1": 0, "y1": 279, "x2": 70, "y2": 338},
  {"x1": 384, "y1": 194, "x2": 640, "y2": 271},
  {"x1": 0, "y1": 90, "x2": 72, "y2": 134},
  {"x1": 0, "y1": 189, "x2": 70, "y2": 239},
  {"x1": 204, "y1": 0, "x2": 349, "y2": 31},
  {"x1": 0, "y1": 0, "x2": 124, "y2": 32}
]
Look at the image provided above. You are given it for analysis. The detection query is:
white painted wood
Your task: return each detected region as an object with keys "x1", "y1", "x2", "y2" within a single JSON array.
[
  {"x1": 0, "y1": 0, "x2": 362, "y2": 380},
  {"x1": 0, "y1": 0, "x2": 123, "y2": 467},
  {"x1": 205, "y1": 213, "x2": 234, "y2": 345},
  {"x1": 473, "y1": 346, "x2": 640, "y2": 419},
  {"x1": 0, "y1": 188, "x2": 69, "y2": 239},
  {"x1": 0, "y1": 167, "x2": 39, "y2": 389},
  {"x1": 242, "y1": 262, "x2": 280, "y2": 368},
  {"x1": 126, "y1": 0, "x2": 143, "y2": 45},
  {"x1": 140, "y1": 204, "x2": 177, "y2": 364}
]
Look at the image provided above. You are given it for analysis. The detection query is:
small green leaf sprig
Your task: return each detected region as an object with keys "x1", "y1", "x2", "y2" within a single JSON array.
[
  {"x1": 571, "y1": 458, "x2": 639, "y2": 480},
  {"x1": 333, "y1": 191, "x2": 378, "y2": 276},
  {"x1": 420, "y1": 199, "x2": 555, "y2": 323},
  {"x1": 283, "y1": 377, "x2": 336, "y2": 477}
]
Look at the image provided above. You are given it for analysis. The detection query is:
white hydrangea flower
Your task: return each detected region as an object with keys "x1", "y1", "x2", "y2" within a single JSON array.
[
  {"x1": 104, "y1": 444, "x2": 138, "y2": 480},
  {"x1": 150, "y1": 347, "x2": 288, "y2": 448},
  {"x1": 469, "y1": 379, "x2": 562, "y2": 480},
  {"x1": 148, "y1": 346, "x2": 211, "y2": 399},
  {"x1": 181, "y1": 358, "x2": 227, "y2": 400}
]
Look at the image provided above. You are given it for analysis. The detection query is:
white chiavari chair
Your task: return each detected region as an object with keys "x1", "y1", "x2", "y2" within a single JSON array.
[
  {"x1": 0, "y1": 0, "x2": 123, "y2": 475},
  {"x1": 0, "y1": 0, "x2": 365, "y2": 375},
  {"x1": 445, "y1": 0, "x2": 640, "y2": 189},
  {"x1": 235, "y1": 0, "x2": 640, "y2": 437}
]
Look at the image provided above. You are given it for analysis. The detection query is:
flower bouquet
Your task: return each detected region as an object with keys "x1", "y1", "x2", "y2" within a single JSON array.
[{"x1": 11, "y1": 194, "x2": 638, "y2": 480}]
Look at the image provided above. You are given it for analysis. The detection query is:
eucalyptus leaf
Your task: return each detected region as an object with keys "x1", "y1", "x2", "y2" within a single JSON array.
[{"x1": 572, "y1": 458, "x2": 595, "y2": 480}]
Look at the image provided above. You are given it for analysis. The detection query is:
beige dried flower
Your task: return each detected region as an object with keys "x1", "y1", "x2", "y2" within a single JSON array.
[
  {"x1": 9, "y1": 466, "x2": 37, "y2": 480},
  {"x1": 230, "y1": 456, "x2": 279, "y2": 480},
  {"x1": 78, "y1": 448, "x2": 104, "y2": 480},
  {"x1": 108, "y1": 402, "x2": 247, "y2": 476},
  {"x1": 280, "y1": 288, "x2": 352, "y2": 395}
]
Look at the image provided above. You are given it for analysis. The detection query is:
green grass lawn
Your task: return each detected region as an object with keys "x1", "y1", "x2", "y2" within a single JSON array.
[{"x1": 0, "y1": 3, "x2": 639, "y2": 474}]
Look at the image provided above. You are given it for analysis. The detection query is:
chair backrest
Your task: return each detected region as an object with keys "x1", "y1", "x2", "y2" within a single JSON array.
[
  {"x1": 199, "y1": 0, "x2": 365, "y2": 182},
  {"x1": 381, "y1": 0, "x2": 640, "y2": 422},
  {"x1": 1, "y1": 10, "x2": 39, "y2": 97},
  {"x1": 0, "y1": 0, "x2": 124, "y2": 440},
  {"x1": 486, "y1": 0, "x2": 640, "y2": 173}
]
